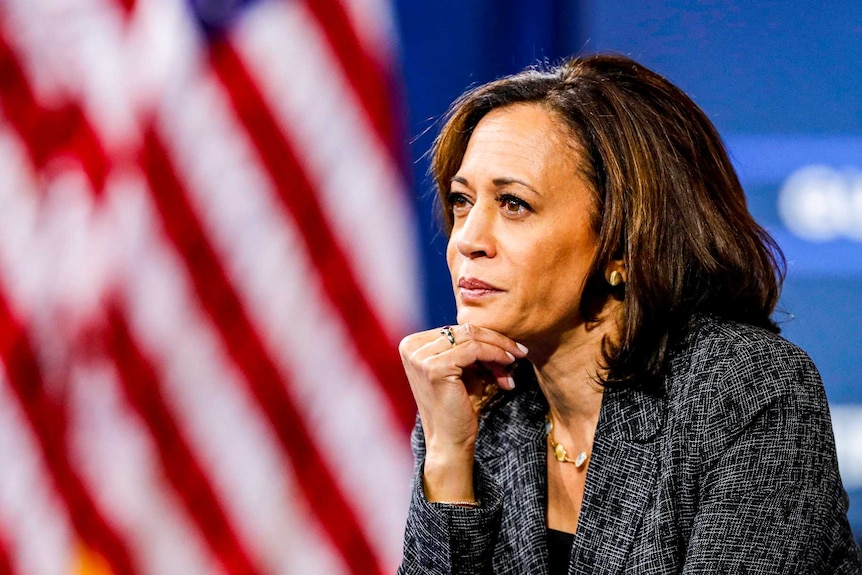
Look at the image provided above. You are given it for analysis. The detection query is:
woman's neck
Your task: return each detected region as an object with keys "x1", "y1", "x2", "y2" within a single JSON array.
[{"x1": 530, "y1": 308, "x2": 619, "y2": 428}]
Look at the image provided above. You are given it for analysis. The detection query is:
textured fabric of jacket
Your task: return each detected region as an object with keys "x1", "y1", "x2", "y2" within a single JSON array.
[{"x1": 399, "y1": 316, "x2": 862, "y2": 574}]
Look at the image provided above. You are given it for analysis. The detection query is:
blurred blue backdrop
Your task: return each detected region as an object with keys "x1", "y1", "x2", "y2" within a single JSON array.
[{"x1": 393, "y1": 0, "x2": 862, "y2": 539}]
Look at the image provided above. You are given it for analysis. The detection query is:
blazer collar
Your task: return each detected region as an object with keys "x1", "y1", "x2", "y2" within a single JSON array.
[
  {"x1": 597, "y1": 385, "x2": 666, "y2": 442},
  {"x1": 475, "y1": 369, "x2": 549, "y2": 463},
  {"x1": 478, "y1": 370, "x2": 667, "y2": 575},
  {"x1": 570, "y1": 386, "x2": 666, "y2": 575}
]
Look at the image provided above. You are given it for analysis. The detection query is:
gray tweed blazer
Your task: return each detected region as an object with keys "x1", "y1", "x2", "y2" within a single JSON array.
[{"x1": 399, "y1": 316, "x2": 862, "y2": 574}]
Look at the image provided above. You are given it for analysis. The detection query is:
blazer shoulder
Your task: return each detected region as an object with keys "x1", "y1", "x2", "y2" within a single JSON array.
[
  {"x1": 684, "y1": 314, "x2": 811, "y2": 362},
  {"x1": 666, "y1": 316, "x2": 825, "y2": 438},
  {"x1": 670, "y1": 316, "x2": 819, "y2": 389}
]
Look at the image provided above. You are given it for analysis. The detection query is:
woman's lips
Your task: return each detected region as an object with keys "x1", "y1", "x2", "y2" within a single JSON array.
[{"x1": 457, "y1": 277, "x2": 503, "y2": 302}]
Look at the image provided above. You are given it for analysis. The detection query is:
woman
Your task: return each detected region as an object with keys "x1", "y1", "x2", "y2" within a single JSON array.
[{"x1": 397, "y1": 54, "x2": 862, "y2": 574}]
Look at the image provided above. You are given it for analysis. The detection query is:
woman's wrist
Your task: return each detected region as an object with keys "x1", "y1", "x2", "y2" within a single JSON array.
[{"x1": 422, "y1": 446, "x2": 476, "y2": 503}]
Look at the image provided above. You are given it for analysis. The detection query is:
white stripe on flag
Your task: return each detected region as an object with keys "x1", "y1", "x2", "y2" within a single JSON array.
[
  {"x1": 0, "y1": 121, "x2": 112, "y2": 333},
  {"x1": 0, "y1": 365, "x2": 74, "y2": 575},
  {"x1": 124, "y1": 0, "x2": 209, "y2": 123},
  {"x1": 3, "y1": 0, "x2": 138, "y2": 149},
  {"x1": 335, "y1": 0, "x2": 400, "y2": 64},
  {"x1": 0, "y1": 125, "x2": 115, "y2": 572},
  {"x1": 0, "y1": 125, "x2": 42, "y2": 318},
  {"x1": 234, "y1": 0, "x2": 422, "y2": 339},
  {"x1": 155, "y1": 64, "x2": 412, "y2": 569},
  {"x1": 67, "y1": 356, "x2": 225, "y2": 575},
  {"x1": 108, "y1": 175, "x2": 351, "y2": 575},
  {"x1": 0, "y1": 0, "x2": 70, "y2": 106},
  {"x1": 2, "y1": 0, "x2": 203, "y2": 151}
]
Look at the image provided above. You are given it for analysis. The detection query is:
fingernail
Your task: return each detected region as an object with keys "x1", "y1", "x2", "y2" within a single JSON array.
[
  {"x1": 516, "y1": 342, "x2": 529, "y2": 354},
  {"x1": 505, "y1": 351, "x2": 516, "y2": 362},
  {"x1": 507, "y1": 376, "x2": 516, "y2": 390}
]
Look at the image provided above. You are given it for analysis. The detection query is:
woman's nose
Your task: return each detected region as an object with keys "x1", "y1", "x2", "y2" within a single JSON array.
[{"x1": 452, "y1": 203, "x2": 496, "y2": 258}]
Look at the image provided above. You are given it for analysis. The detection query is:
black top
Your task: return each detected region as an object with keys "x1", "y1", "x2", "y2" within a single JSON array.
[{"x1": 547, "y1": 528, "x2": 574, "y2": 574}]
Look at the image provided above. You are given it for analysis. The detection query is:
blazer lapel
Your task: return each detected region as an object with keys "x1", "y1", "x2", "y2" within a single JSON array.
[
  {"x1": 498, "y1": 433, "x2": 551, "y2": 574},
  {"x1": 569, "y1": 387, "x2": 666, "y2": 575}
]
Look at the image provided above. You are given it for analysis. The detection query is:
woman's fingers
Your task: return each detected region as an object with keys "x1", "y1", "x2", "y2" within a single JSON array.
[
  {"x1": 486, "y1": 362, "x2": 517, "y2": 391},
  {"x1": 406, "y1": 344, "x2": 517, "y2": 402},
  {"x1": 401, "y1": 323, "x2": 528, "y2": 363},
  {"x1": 441, "y1": 338, "x2": 517, "y2": 373},
  {"x1": 446, "y1": 323, "x2": 529, "y2": 359},
  {"x1": 462, "y1": 361, "x2": 515, "y2": 393},
  {"x1": 399, "y1": 323, "x2": 528, "y2": 395}
]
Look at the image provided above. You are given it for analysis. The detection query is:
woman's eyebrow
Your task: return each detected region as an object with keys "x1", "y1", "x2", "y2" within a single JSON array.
[
  {"x1": 492, "y1": 177, "x2": 541, "y2": 196},
  {"x1": 450, "y1": 175, "x2": 541, "y2": 196}
]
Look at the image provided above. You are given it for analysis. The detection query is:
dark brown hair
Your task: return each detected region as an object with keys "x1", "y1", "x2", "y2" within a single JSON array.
[{"x1": 432, "y1": 54, "x2": 785, "y2": 393}]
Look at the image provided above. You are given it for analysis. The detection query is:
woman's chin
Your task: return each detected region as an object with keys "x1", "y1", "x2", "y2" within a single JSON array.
[{"x1": 456, "y1": 310, "x2": 517, "y2": 338}]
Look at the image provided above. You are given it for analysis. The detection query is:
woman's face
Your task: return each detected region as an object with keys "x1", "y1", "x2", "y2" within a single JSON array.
[{"x1": 446, "y1": 103, "x2": 600, "y2": 347}]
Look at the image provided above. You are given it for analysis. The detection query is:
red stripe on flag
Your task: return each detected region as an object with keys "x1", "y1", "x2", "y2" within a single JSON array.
[
  {"x1": 208, "y1": 39, "x2": 415, "y2": 431},
  {"x1": 0, "y1": 529, "x2": 13, "y2": 575},
  {"x1": 301, "y1": 0, "x2": 403, "y2": 162},
  {"x1": 0, "y1": 290, "x2": 136, "y2": 575},
  {"x1": 0, "y1": 34, "x2": 109, "y2": 193},
  {"x1": 140, "y1": 128, "x2": 387, "y2": 575},
  {"x1": 104, "y1": 305, "x2": 259, "y2": 575},
  {"x1": 116, "y1": 0, "x2": 136, "y2": 17}
]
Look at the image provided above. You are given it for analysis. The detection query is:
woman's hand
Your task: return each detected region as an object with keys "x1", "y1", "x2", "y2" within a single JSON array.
[{"x1": 398, "y1": 323, "x2": 528, "y2": 502}]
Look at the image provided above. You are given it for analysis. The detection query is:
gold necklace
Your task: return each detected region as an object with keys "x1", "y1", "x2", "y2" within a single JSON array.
[{"x1": 544, "y1": 414, "x2": 589, "y2": 468}]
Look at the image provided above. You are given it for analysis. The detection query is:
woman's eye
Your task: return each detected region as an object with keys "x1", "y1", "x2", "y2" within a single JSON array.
[
  {"x1": 499, "y1": 194, "x2": 532, "y2": 215},
  {"x1": 447, "y1": 192, "x2": 471, "y2": 212}
]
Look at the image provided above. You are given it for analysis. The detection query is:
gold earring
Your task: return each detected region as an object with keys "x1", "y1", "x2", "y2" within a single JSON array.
[{"x1": 609, "y1": 270, "x2": 623, "y2": 287}]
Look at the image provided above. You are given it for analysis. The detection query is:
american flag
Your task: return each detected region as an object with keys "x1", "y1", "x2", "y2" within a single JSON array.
[{"x1": 0, "y1": 0, "x2": 420, "y2": 573}]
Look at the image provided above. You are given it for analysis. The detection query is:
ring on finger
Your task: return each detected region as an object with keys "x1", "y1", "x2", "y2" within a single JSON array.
[{"x1": 441, "y1": 326, "x2": 456, "y2": 346}]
